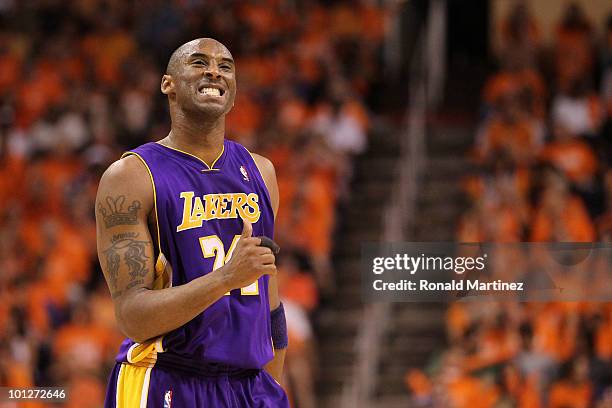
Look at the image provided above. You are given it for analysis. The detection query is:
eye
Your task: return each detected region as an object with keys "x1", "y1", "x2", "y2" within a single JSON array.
[
  {"x1": 220, "y1": 64, "x2": 232, "y2": 72},
  {"x1": 193, "y1": 59, "x2": 207, "y2": 66}
]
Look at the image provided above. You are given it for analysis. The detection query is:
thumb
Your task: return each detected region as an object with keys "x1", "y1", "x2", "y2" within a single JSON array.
[{"x1": 241, "y1": 220, "x2": 253, "y2": 238}]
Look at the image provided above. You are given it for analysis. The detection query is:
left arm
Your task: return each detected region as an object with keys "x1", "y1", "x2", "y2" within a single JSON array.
[{"x1": 252, "y1": 153, "x2": 286, "y2": 383}]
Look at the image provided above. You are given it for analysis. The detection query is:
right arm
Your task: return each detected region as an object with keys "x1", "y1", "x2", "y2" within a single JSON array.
[{"x1": 96, "y1": 156, "x2": 276, "y2": 343}]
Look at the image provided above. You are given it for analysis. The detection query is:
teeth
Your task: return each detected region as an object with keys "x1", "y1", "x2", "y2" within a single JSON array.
[{"x1": 201, "y1": 87, "x2": 221, "y2": 96}]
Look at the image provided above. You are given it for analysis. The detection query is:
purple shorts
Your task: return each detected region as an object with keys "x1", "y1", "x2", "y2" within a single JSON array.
[{"x1": 104, "y1": 362, "x2": 289, "y2": 408}]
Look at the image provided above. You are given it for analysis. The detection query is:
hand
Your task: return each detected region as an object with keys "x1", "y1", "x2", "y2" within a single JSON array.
[{"x1": 221, "y1": 220, "x2": 277, "y2": 290}]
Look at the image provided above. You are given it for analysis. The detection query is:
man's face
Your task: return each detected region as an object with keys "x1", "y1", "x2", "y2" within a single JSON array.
[{"x1": 163, "y1": 39, "x2": 237, "y2": 118}]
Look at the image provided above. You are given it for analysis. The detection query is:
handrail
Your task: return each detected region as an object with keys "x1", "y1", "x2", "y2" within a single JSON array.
[{"x1": 339, "y1": 1, "x2": 447, "y2": 406}]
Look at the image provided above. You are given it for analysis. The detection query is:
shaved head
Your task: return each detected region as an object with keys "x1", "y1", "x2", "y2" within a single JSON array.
[
  {"x1": 166, "y1": 38, "x2": 232, "y2": 76},
  {"x1": 161, "y1": 37, "x2": 237, "y2": 119}
]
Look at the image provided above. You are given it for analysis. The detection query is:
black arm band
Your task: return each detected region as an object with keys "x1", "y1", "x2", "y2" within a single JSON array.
[{"x1": 270, "y1": 302, "x2": 288, "y2": 349}]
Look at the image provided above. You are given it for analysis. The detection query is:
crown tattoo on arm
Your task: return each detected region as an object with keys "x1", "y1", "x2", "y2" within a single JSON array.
[{"x1": 98, "y1": 195, "x2": 142, "y2": 228}]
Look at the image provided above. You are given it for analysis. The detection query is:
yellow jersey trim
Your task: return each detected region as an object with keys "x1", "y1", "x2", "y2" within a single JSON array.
[
  {"x1": 120, "y1": 151, "x2": 171, "y2": 360},
  {"x1": 247, "y1": 149, "x2": 277, "y2": 359},
  {"x1": 116, "y1": 363, "x2": 151, "y2": 408},
  {"x1": 245, "y1": 149, "x2": 271, "y2": 193},
  {"x1": 155, "y1": 141, "x2": 225, "y2": 170}
]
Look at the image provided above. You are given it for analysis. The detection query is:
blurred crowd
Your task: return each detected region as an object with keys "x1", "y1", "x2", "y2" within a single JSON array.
[
  {"x1": 0, "y1": 1, "x2": 387, "y2": 407},
  {"x1": 407, "y1": 2, "x2": 612, "y2": 407}
]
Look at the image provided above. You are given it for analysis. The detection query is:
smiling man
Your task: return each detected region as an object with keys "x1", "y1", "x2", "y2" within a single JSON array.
[{"x1": 96, "y1": 38, "x2": 289, "y2": 407}]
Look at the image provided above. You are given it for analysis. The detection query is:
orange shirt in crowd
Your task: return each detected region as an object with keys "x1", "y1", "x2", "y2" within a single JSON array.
[
  {"x1": 464, "y1": 328, "x2": 520, "y2": 371},
  {"x1": 447, "y1": 375, "x2": 500, "y2": 408},
  {"x1": 65, "y1": 376, "x2": 105, "y2": 408},
  {"x1": 462, "y1": 169, "x2": 530, "y2": 203},
  {"x1": 457, "y1": 211, "x2": 485, "y2": 242},
  {"x1": 484, "y1": 70, "x2": 546, "y2": 117},
  {"x1": 531, "y1": 304, "x2": 577, "y2": 362},
  {"x1": 457, "y1": 205, "x2": 523, "y2": 243},
  {"x1": 80, "y1": 30, "x2": 135, "y2": 85},
  {"x1": 292, "y1": 172, "x2": 335, "y2": 257},
  {"x1": 26, "y1": 282, "x2": 51, "y2": 335},
  {"x1": 530, "y1": 197, "x2": 595, "y2": 242},
  {"x1": 227, "y1": 93, "x2": 262, "y2": 138},
  {"x1": 278, "y1": 98, "x2": 310, "y2": 134},
  {"x1": 279, "y1": 272, "x2": 318, "y2": 312},
  {"x1": 26, "y1": 157, "x2": 84, "y2": 215},
  {"x1": 0, "y1": 52, "x2": 21, "y2": 93},
  {"x1": 22, "y1": 216, "x2": 91, "y2": 307},
  {"x1": 0, "y1": 155, "x2": 26, "y2": 214},
  {"x1": 515, "y1": 375, "x2": 542, "y2": 408},
  {"x1": 446, "y1": 303, "x2": 470, "y2": 341},
  {"x1": 405, "y1": 369, "x2": 432, "y2": 400},
  {"x1": 488, "y1": 206, "x2": 523, "y2": 242},
  {"x1": 16, "y1": 67, "x2": 66, "y2": 127},
  {"x1": 595, "y1": 319, "x2": 612, "y2": 360},
  {"x1": 239, "y1": 3, "x2": 277, "y2": 39},
  {"x1": 540, "y1": 140, "x2": 598, "y2": 184},
  {"x1": 360, "y1": 4, "x2": 386, "y2": 42},
  {"x1": 548, "y1": 380, "x2": 591, "y2": 408},
  {"x1": 53, "y1": 322, "x2": 117, "y2": 369},
  {"x1": 5, "y1": 362, "x2": 43, "y2": 408},
  {"x1": 330, "y1": 4, "x2": 362, "y2": 38},
  {"x1": 477, "y1": 116, "x2": 542, "y2": 165}
]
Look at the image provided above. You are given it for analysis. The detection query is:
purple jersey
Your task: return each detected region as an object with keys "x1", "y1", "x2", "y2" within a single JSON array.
[{"x1": 114, "y1": 139, "x2": 275, "y2": 370}]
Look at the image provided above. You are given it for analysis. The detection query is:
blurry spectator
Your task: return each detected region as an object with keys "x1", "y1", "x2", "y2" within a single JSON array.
[
  {"x1": 551, "y1": 78, "x2": 604, "y2": 139},
  {"x1": 500, "y1": 1, "x2": 540, "y2": 68},
  {"x1": 555, "y1": 3, "x2": 595, "y2": 93},
  {"x1": 530, "y1": 168, "x2": 595, "y2": 242},
  {"x1": 476, "y1": 85, "x2": 544, "y2": 166},
  {"x1": 483, "y1": 60, "x2": 547, "y2": 119},
  {"x1": 310, "y1": 98, "x2": 368, "y2": 156},
  {"x1": 515, "y1": 324, "x2": 556, "y2": 391},
  {"x1": 597, "y1": 168, "x2": 612, "y2": 240},
  {"x1": 405, "y1": 369, "x2": 433, "y2": 406},
  {"x1": 64, "y1": 374, "x2": 105, "y2": 408},
  {"x1": 548, "y1": 356, "x2": 592, "y2": 408},
  {"x1": 52, "y1": 301, "x2": 118, "y2": 375},
  {"x1": 539, "y1": 120, "x2": 598, "y2": 187},
  {"x1": 460, "y1": 156, "x2": 530, "y2": 242},
  {"x1": 436, "y1": 347, "x2": 501, "y2": 408}
]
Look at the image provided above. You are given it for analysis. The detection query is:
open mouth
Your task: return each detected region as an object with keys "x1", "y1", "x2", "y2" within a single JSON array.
[{"x1": 198, "y1": 85, "x2": 225, "y2": 97}]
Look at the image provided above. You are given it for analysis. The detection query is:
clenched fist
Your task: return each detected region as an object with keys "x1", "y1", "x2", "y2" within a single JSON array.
[{"x1": 221, "y1": 220, "x2": 278, "y2": 290}]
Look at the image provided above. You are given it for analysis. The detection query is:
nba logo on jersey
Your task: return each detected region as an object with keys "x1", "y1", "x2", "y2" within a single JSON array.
[
  {"x1": 164, "y1": 390, "x2": 172, "y2": 408},
  {"x1": 240, "y1": 165, "x2": 249, "y2": 181}
]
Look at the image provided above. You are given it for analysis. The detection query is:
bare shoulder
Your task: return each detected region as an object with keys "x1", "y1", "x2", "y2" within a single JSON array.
[
  {"x1": 250, "y1": 152, "x2": 279, "y2": 214},
  {"x1": 97, "y1": 155, "x2": 154, "y2": 215},
  {"x1": 250, "y1": 153, "x2": 276, "y2": 179}
]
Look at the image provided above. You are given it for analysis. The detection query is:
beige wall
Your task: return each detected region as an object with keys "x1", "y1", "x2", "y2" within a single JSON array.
[{"x1": 491, "y1": 0, "x2": 612, "y2": 53}]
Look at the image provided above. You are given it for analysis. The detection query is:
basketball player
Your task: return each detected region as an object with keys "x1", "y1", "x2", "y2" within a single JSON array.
[{"x1": 96, "y1": 38, "x2": 289, "y2": 407}]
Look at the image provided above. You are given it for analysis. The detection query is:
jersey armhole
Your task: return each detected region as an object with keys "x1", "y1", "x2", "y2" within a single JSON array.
[
  {"x1": 243, "y1": 148, "x2": 274, "y2": 211},
  {"x1": 120, "y1": 152, "x2": 171, "y2": 290},
  {"x1": 119, "y1": 152, "x2": 170, "y2": 356}
]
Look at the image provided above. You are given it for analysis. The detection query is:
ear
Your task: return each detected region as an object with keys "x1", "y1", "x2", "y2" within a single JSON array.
[{"x1": 161, "y1": 75, "x2": 174, "y2": 95}]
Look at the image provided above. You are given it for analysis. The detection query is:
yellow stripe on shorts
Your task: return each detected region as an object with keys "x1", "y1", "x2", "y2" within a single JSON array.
[{"x1": 116, "y1": 363, "x2": 152, "y2": 408}]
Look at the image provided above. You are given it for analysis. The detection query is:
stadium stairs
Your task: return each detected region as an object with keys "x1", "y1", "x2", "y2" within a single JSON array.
[
  {"x1": 313, "y1": 125, "x2": 401, "y2": 408},
  {"x1": 372, "y1": 119, "x2": 476, "y2": 407}
]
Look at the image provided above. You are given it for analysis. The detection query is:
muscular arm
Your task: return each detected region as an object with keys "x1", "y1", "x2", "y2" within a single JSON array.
[
  {"x1": 252, "y1": 153, "x2": 286, "y2": 383},
  {"x1": 96, "y1": 156, "x2": 272, "y2": 344}
]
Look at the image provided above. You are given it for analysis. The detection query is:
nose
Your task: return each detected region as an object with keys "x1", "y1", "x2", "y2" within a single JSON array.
[{"x1": 205, "y1": 61, "x2": 221, "y2": 79}]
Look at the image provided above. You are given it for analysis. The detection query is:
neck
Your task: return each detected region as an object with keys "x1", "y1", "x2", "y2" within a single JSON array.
[{"x1": 163, "y1": 109, "x2": 226, "y2": 166}]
